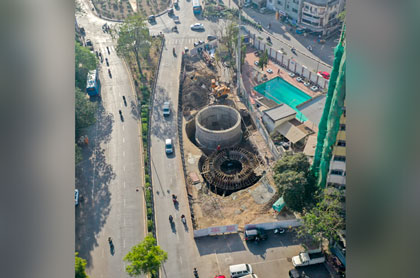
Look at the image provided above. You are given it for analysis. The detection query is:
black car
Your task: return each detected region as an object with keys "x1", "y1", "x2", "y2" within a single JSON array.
[
  {"x1": 289, "y1": 269, "x2": 310, "y2": 278},
  {"x1": 244, "y1": 228, "x2": 268, "y2": 241}
]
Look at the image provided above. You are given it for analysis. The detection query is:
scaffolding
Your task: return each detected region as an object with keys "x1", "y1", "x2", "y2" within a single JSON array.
[{"x1": 311, "y1": 25, "x2": 346, "y2": 188}]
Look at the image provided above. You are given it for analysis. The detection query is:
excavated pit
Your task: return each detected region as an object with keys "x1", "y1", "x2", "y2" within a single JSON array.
[{"x1": 199, "y1": 147, "x2": 264, "y2": 196}]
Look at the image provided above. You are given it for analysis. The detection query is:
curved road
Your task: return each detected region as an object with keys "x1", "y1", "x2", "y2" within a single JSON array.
[{"x1": 76, "y1": 2, "x2": 146, "y2": 278}]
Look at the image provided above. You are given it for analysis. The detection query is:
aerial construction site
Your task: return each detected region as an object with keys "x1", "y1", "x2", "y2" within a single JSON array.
[{"x1": 179, "y1": 48, "x2": 295, "y2": 230}]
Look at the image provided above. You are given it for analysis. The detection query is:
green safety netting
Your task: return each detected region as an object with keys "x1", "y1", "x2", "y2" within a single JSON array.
[{"x1": 311, "y1": 25, "x2": 346, "y2": 188}]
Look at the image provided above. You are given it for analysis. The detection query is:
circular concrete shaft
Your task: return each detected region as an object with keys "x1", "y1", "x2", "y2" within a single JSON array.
[{"x1": 195, "y1": 105, "x2": 242, "y2": 150}]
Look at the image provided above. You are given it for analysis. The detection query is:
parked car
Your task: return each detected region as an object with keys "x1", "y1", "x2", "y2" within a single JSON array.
[
  {"x1": 310, "y1": 86, "x2": 318, "y2": 91},
  {"x1": 163, "y1": 101, "x2": 170, "y2": 117},
  {"x1": 289, "y1": 72, "x2": 295, "y2": 77},
  {"x1": 148, "y1": 15, "x2": 156, "y2": 22},
  {"x1": 229, "y1": 264, "x2": 253, "y2": 278},
  {"x1": 254, "y1": 61, "x2": 259, "y2": 66},
  {"x1": 165, "y1": 139, "x2": 174, "y2": 154},
  {"x1": 167, "y1": 8, "x2": 174, "y2": 15},
  {"x1": 244, "y1": 228, "x2": 268, "y2": 241},
  {"x1": 296, "y1": 77, "x2": 303, "y2": 82},
  {"x1": 207, "y1": 35, "x2": 217, "y2": 41},
  {"x1": 289, "y1": 269, "x2": 310, "y2": 278},
  {"x1": 318, "y1": 71, "x2": 330, "y2": 80},
  {"x1": 267, "y1": 68, "x2": 273, "y2": 74},
  {"x1": 173, "y1": 15, "x2": 180, "y2": 24},
  {"x1": 190, "y1": 23, "x2": 204, "y2": 31},
  {"x1": 292, "y1": 249, "x2": 325, "y2": 267},
  {"x1": 75, "y1": 189, "x2": 79, "y2": 206},
  {"x1": 304, "y1": 82, "x2": 310, "y2": 87}
]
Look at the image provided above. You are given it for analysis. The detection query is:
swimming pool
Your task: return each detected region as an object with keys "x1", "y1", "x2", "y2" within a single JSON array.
[{"x1": 254, "y1": 77, "x2": 311, "y2": 122}]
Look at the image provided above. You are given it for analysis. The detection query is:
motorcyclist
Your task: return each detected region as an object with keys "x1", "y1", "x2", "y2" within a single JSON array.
[
  {"x1": 181, "y1": 214, "x2": 186, "y2": 224},
  {"x1": 108, "y1": 68, "x2": 112, "y2": 77},
  {"x1": 119, "y1": 110, "x2": 122, "y2": 115},
  {"x1": 107, "y1": 46, "x2": 110, "y2": 54},
  {"x1": 122, "y1": 96, "x2": 126, "y2": 104},
  {"x1": 169, "y1": 215, "x2": 173, "y2": 222},
  {"x1": 108, "y1": 237, "x2": 112, "y2": 244},
  {"x1": 105, "y1": 58, "x2": 109, "y2": 66},
  {"x1": 193, "y1": 268, "x2": 199, "y2": 278}
]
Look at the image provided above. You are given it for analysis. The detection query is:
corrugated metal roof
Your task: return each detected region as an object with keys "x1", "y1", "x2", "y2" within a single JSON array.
[
  {"x1": 277, "y1": 121, "x2": 307, "y2": 143},
  {"x1": 264, "y1": 104, "x2": 296, "y2": 122}
]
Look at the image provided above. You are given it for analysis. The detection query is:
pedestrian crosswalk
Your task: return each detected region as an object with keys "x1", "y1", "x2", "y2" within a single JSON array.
[{"x1": 165, "y1": 37, "x2": 207, "y2": 46}]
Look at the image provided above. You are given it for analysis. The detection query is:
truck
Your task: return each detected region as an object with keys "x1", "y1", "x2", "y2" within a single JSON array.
[{"x1": 292, "y1": 249, "x2": 325, "y2": 267}]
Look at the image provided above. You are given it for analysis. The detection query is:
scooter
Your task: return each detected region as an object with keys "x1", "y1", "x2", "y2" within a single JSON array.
[
  {"x1": 122, "y1": 96, "x2": 127, "y2": 106},
  {"x1": 107, "y1": 46, "x2": 110, "y2": 54},
  {"x1": 105, "y1": 58, "x2": 109, "y2": 66},
  {"x1": 108, "y1": 68, "x2": 112, "y2": 78},
  {"x1": 169, "y1": 215, "x2": 174, "y2": 224}
]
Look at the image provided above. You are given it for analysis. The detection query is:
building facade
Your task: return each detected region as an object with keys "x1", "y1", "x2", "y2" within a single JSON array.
[
  {"x1": 326, "y1": 106, "x2": 346, "y2": 188},
  {"x1": 266, "y1": 0, "x2": 345, "y2": 35}
]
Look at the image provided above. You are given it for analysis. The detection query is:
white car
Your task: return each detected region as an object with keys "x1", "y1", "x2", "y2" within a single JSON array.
[
  {"x1": 296, "y1": 77, "x2": 303, "y2": 82},
  {"x1": 190, "y1": 23, "x2": 204, "y2": 31},
  {"x1": 229, "y1": 264, "x2": 253, "y2": 278},
  {"x1": 254, "y1": 61, "x2": 259, "y2": 66},
  {"x1": 304, "y1": 82, "x2": 310, "y2": 87},
  {"x1": 267, "y1": 68, "x2": 273, "y2": 74},
  {"x1": 194, "y1": 40, "x2": 204, "y2": 47},
  {"x1": 311, "y1": 85, "x2": 319, "y2": 91},
  {"x1": 289, "y1": 72, "x2": 295, "y2": 77},
  {"x1": 75, "y1": 189, "x2": 79, "y2": 206},
  {"x1": 165, "y1": 139, "x2": 174, "y2": 154}
]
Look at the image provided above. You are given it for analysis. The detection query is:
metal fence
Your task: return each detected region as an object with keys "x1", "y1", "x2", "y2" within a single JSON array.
[
  {"x1": 251, "y1": 34, "x2": 329, "y2": 90},
  {"x1": 194, "y1": 224, "x2": 238, "y2": 238},
  {"x1": 244, "y1": 219, "x2": 302, "y2": 231}
]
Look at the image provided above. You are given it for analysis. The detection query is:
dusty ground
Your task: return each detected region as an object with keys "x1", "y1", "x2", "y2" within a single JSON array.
[
  {"x1": 137, "y1": 0, "x2": 171, "y2": 16},
  {"x1": 180, "y1": 55, "x2": 296, "y2": 230}
]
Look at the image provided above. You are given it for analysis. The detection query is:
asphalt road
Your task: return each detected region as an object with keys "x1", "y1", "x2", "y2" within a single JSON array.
[
  {"x1": 75, "y1": 1, "x2": 146, "y2": 278},
  {"x1": 147, "y1": 2, "x2": 226, "y2": 277}
]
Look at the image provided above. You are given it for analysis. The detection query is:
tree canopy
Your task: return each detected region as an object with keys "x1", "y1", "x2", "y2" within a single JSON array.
[
  {"x1": 258, "y1": 49, "x2": 268, "y2": 71},
  {"x1": 116, "y1": 14, "x2": 151, "y2": 77},
  {"x1": 75, "y1": 87, "x2": 97, "y2": 136},
  {"x1": 273, "y1": 153, "x2": 317, "y2": 212},
  {"x1": 75, "y1": 252, "x2": 89, "y2": 278},
  {"x1": 299, "y1": 188, "x2": 345, "y2": 244},
  {"x1": 124, "y1": 234, "x2": 168, "y2": 277},
  {"x1": 75, "y1": 41, "x2": 97, "y2": 90}
]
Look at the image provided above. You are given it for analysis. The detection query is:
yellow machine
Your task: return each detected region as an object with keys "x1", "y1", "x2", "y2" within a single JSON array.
[{"x1": 211, "y1": 79, "x2": 230, "y2": 99}]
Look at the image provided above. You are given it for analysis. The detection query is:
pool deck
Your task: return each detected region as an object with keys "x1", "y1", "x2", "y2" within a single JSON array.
[{"x1": 242, "y1": 49, "x2": 322, "y2": 100}]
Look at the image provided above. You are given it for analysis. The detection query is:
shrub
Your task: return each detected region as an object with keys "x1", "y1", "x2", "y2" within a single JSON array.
[
  {"x1": 145, "y1": 174, "x2": 150, "y2": 183},
  {"x1": 147, "y1": 220, "x2": 154, "y2": 232},
  {"x1": 147, "y1": 208, "x2": 153, "y2": 219}
]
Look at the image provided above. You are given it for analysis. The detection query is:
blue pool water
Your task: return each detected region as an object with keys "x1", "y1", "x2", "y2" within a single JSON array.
[{"x1": 254, "y1": 76, "x2": 311, "y2": 122}]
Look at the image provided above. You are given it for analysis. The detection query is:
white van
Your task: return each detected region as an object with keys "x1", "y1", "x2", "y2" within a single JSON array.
[{"x1": 229, "y1": 264, "x2": 253, "y2": 278}]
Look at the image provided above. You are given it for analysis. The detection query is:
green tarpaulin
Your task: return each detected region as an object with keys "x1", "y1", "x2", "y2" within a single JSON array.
[{"x1": 272, "y1": 196, "x2": 286, "y2": 212}]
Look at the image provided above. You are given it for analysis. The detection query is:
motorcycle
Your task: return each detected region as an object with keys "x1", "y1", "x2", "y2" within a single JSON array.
[
  {"x1": 193, "y1": 268, "x2": 199, "y2": 278},
  {"x1": 122, "y1": 96, "x2": 127, "y2": 106},
  {"x1": 172, "y1": 194, "x2": 178, "y2": 205},
  {"x1": 169, "y1": 215, "x2": 173, "y2": 224},
  {"x1": 291, "y1": 48, "x2": 297, "y2": 55},
  {"x1": 181, "y1": 215, "x2": 186, "y2": 225},
  {"x1": 105, "y1": 58, "x2": 109, "y2": 66},
  {"x1": 107, "y1": 46, "x2": 110, "y2": 54},
  {"x1": 108, "y1": 68, "x2": 112, "y2": 78}
]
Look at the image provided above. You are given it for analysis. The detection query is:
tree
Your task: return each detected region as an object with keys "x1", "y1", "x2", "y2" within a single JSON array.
[
  {"x1": 124, "y1": 234, "x2": 168, "y2": 277},
  {"x1": 75, "y1": 41, "x2": 97, "y2": 90},
  {"x1": 75, "y1": 87, "x2": 97, "y2": 137},
  {"x1": 240, "y1": 38, "x2": 247, "y2": 67},
  {"x1": 273, "y1": 153, "x2": 317, "y2": 212},
  {"x1": 258, "y1": 49, "x2": 268, "y2": 71},
  {"x1": 116, "y1": 14, "x2": 151, "y2": 78},
  {"x1": 75, "y1": 252, "x2": 89, "y2": 278},
  {"x1": 298, "y1": 188, "x2": 345, "y2": 244},
  {"x1": 337, "y1": 11, "x2": 346, "y2": 23},
  {"x1": 224, "y1": 20, "x2": 238, "y2": 58}
]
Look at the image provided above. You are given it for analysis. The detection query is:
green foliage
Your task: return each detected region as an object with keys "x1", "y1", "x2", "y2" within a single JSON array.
[
  {"x1": 124, "y1": 234, "x2": 168, "y2": 276},
  {"x1": 75, "y1": 41, "x2": 97, "y2": 90},
  {"x1": 117, "y1": 14, "x2": 151, "y2": 76},
  {"x1": 75, "y1": 88, "x2": 97, "y2": 136},
  {"x1": 142, "y1": 123, "x2": 148, "y2": 134},
  {"x1": 258, "y1": 49, "x2": 269, "y2": 71},
  {"x1": 273, "y1": 153, "x2": 317, "y2": 212},
  {"x1": 76, "y1": 144, "x2": 83, "y2": 165},
  {"x1": 147, "y1": 220, "x2": 154, "y2": 231},
  {"x1": 147, "y1": 208, "x2": 153, "y2": 219},
  {"x1": 299, "y1": 188, "x2": 345, "y2": 244},
  {"x1": 75, "y1": 252, "x2": 89, "y2": 278},
  {"x1": 145, "y1": 174, "x2": 150, "y2": 183},
  {"x1": 337, "y1": 11, "x2": 346, "y2": 22}
]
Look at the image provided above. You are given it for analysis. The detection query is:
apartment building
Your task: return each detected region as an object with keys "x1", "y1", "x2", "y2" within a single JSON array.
[
  {"x1": 326, "y1": 106, "x2": 346, "y2": 189},
  {"x1": 266, "y1": 0, "x2": 345, "y2": 35}
]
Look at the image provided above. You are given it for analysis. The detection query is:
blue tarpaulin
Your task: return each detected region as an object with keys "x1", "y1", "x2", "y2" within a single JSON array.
[{"x1": 272, "y1": 196, "x2": 285, "y2": 212}]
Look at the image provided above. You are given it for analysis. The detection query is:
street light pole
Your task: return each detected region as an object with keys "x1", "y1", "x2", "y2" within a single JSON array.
[{"x1": 237, "y1": 0, "x2": 242, "y2": 97}]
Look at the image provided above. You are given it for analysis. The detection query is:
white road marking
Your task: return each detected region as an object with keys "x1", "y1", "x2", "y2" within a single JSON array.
[
  {"x1": 123, "y1": 125, "x2": 125, "y2": 131},
  {"x1": 124, "y1": 198, "x2": 126, "y2": 207},
  {"x1": 123, "y1": 239, "x2": 126, "y2": 248},
  {"x1": 123, "y1": 137, "x2": 125, "y2": 143},
  {"x1": 123, "y1": 151, "x2": 125, "y2": 157}
]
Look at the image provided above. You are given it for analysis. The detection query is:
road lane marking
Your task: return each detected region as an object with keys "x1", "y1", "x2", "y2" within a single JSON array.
[
  {"x1": 123, "y1": 125, "x2": 125, "y2": 131},
  {"x1": 124, "y1": 198, "x2": 126, "y2": 207},
  {"x1": 123, "y1": 137, "x2": 125, "y2": 143},
  {"x1": 123, "y1": 239, "x2": 126, "y2": 248},
  {"x1": 123, "y1": 151, "x2": 125, "y2": 157}
]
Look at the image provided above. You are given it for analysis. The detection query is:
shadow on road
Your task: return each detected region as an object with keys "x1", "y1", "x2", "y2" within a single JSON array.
[
  {"x1": 75, "y1": 102, "x2": 116, "y2": 268},
  {"x1": 151, "y1": 85, "x2": 178, "y2": 142},
  {"x1": 195, "y1": 233, "x2": 246, "y2": 256},
  {"x1": 246, "y1": 230, "x2": 304, "y2": 257}
]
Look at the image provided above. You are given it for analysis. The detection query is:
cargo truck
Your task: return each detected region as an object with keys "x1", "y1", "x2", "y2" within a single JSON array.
[{"x1": 292, "y1": 249, "x2": 325, "y2": 267}]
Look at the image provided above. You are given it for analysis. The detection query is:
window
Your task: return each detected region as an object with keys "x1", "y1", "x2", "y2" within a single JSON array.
[
  {"x1": 331, "y1": 169, "x2": 343, "y2": 175},
  {"x1": 340, "y1": 124, "x2": 346, "y2": 131},
  {"x1": 287, "y1": 4, "x2": 289, "y2": 8},
  {"x1": 305, "y1": 5, "x2": 309, "y2": 9},
  {"x1": 337, "y1": 140, "x2": 346, "y2": 147},
  {"x1": 277, "y1": 0, "x2": 282, "y2": 4},
  {"x1": 334, "y1": 156, "x2": 346, "y2": 162},
  {"x1": 292, "y1": 8, "x2": 298, "y2": 13}
]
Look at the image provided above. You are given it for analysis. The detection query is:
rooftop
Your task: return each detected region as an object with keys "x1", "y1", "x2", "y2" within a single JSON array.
[{"x1": 263, "y1": 104, "x2": 296, "y2": 122}]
